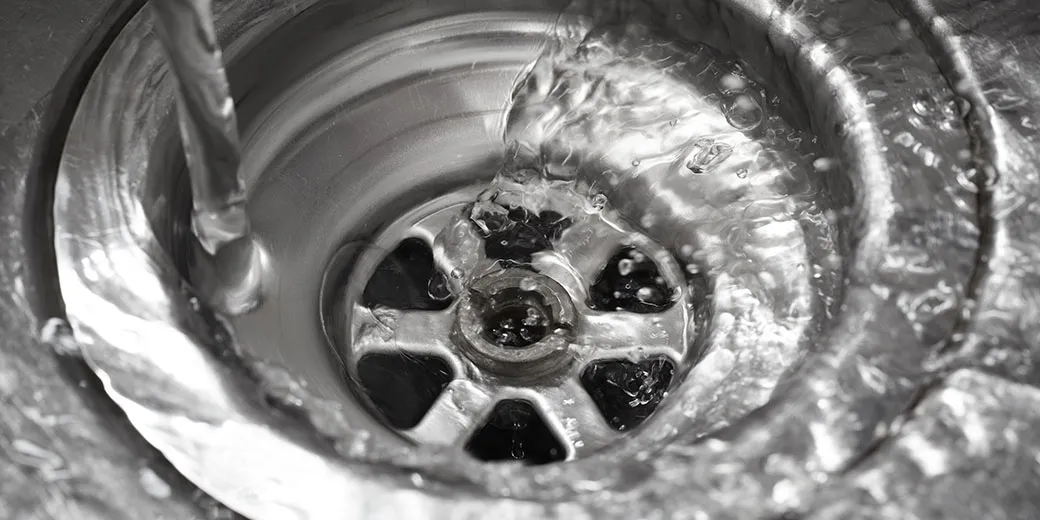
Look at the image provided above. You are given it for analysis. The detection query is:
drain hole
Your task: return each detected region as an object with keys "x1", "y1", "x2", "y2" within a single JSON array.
[
  {"x1": 356, "y1": 353, "x2": 452, "y2": 429},
  {"x1": 469, "y1": 202, "x2": 571, "y2": 264},
  {"x1": 465, "y1": 399, "x2": 566, "y2": 465},
  {"x1": 588, "y1": 246, "x2": 674, "y2": 313},
  {"x1": 476, "y1": 288, "x2": 553, "y2": 349},
  {"x1": 363, "y1": 238, "x2": 452, "y2": 310},
  {"x1": 580, "y1": 358, "x2": 675, "y2": 431}
]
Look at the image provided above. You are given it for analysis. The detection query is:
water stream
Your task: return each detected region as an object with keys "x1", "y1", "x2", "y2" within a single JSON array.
[{"x1": 150, "y1": 0, "x2": 263, "y2": 315}]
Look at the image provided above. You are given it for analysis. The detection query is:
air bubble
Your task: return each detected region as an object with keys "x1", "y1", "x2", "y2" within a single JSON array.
[
  {"x1": 724, "y1": 94, "x2": 764, "y2": 131},
  {"x1": 619, "y1": 259, "x2": 635, "y2": 276},
  {"x1": 813, "y1": 157, "x2": 836, "y2": 171},
  {"x1": 718, "y1": 73, "x2": 747, "y2": 95}
]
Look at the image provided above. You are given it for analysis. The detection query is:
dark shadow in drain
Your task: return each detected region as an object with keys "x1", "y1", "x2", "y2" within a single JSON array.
[
  {"x1": 465, "y1": 399, "x2": 566, "y2": 465},
  {"x1": 357, "y1": 353, "x2": 453, "y2": 430},
  {"x1": 581, "y1": 358, "x2": 675, "y2": 431},
  {"x1": 588, "y1": 246, "x2": 674, "y2": 313},
  {"x1": 363, "y1": 237, "x2": 453, "y2": 310}
]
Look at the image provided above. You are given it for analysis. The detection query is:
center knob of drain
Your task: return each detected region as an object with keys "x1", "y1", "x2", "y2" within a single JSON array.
[{"x1": 456, "y1": 269, "x2": 576, "y2": 378}]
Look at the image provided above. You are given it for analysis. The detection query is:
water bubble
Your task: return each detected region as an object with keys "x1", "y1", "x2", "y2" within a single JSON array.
[
  {"x1": 736, "y1": 168, "x2": 749, "y2": 179},
  {"x1": 813, "y1": 157, "x2": 836, "y2": 171},
  {"x1": 725, "y1": 94, "x2": 764, "y2": 131},
  {"x1": 590, "y1": 193, "x2": 608, "y2": 210},
  {"x1": 636, "y1": 287, "x2": 657, "y2": 302},
  {"x1": 718, "y1": 72, "x2": 747, "y2": 95},
  {"x1": 618, "y1": 259, "x2": 635, "y2": 276},
  {"x1": 450, "y1": 268, "x2": 464, "y2": 279},
  {"x1": 428, "y1": 272, "x2": 452, "y2": 301},
  {"x1": 686, "y1": 138, "x2": 733, "y2": 174},
  {"x1": 41, "y1": 317, "x2": 80, "y2": 357},
  {"x1": 519, "y1": 277, "x2": 539, "y2": 291},
  {"x1": 912, "y1": 96, "x2": 935, "y2": 117},
  {"x1": 139, "y1": 467, "x2": 172, "y2": 499}
]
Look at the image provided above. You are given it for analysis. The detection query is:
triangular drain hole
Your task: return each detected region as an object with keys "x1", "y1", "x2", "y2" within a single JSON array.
[
  {"x1": 580, "y1": 358, "x2": 675, "y2": 431},
  {"x1": 587, "y1": 246, "x2": 674, "y2": 313},
  {"x1": 356, "y1": 353, "x2": 452, "y2": 429},
  {"x1": 464, "y1": 399, "x2": 566, "y2": 465},
  {"x1": 363, "y1": 237, "x2": 453, "y2": 310}
]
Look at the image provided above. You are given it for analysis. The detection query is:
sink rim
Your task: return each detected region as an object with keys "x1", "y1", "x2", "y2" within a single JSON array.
[{"x1": 45, "y1": 0, "x2": 982, "y2": 518}]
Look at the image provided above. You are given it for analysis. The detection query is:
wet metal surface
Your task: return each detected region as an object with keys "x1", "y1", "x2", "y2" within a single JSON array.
[{"x1": 3, "y1": 0, "x2": 1040, "y2": 518}]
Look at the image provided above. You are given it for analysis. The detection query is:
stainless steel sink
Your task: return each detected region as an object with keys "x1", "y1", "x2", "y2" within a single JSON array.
[{"x1": 3, "y1": 0, "x2": 1040, "y2": 518}]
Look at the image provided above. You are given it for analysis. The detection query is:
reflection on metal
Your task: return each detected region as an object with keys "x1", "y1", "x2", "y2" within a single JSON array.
[
  {"x1": 10, "y1": 0, "x2": 1039, "y2": 518},
  {"x1": 335, "y1": 182, "x2": 693, "y2": 457}
]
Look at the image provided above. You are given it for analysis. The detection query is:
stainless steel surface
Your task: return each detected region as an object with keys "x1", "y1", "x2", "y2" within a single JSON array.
[
  {"x1": 3, "y1": 0, "x2": 1040, "y2": 518},
  {"x1": 0, "y1": 0, "x2": 110, "y2": 130},
  {"x1": 336, "y1": 178, "x2": 694, "y2": 456}
]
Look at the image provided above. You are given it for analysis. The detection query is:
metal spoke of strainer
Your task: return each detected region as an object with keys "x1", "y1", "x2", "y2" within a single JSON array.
[
  {"x1": 350, "y1": 304, "x2": 462, "y2": 365},
  {"x1": 533, "y1": 379, "x2": 619, "y2": 457},
  {"x1": 404, "y1": 379, "x2": 496, "y2": 446},
  {"x1": 575, "y1": 306, "x2": 688, "y2": 364}
]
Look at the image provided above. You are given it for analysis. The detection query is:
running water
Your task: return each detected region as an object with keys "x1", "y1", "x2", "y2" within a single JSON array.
[
  {"x1": 481, "y1": 18, "x2": 839, "y2": 434},
  {"x1": 349, "y1": 15, "x2": 840, "y2": 448},
  {"x1": 151, "y1": 0, "x2": 264, "y2": 314}
]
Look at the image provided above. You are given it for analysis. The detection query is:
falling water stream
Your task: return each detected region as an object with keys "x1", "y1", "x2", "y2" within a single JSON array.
[{"x1": 150, "y1": 0, "x2": 264, "y2": 315}]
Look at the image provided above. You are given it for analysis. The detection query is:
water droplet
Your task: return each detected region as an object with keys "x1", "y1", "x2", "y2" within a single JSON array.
[
  {"x1": 519, "y1": 277, "x2": 538, "y2": 291},
  {"x1": 685, "y1": 138, "x2": 733, "y2": 174},
  {"x1": 140, "y1": 467, "x2": 172, "y2": 499},
  {"x1": 41, "y1": 317, "x2": 80, "y2": 357},
  {"x1": 718, "y1": 72, "x2": 747, "y2": 95},
  {"x1": 636, "y1": 287, "x2": 657, "y2": 301},
  {"x1": 812, "y1": 157, "x2": 836, "y2": 171},
  {"x1": 724, "y1": 94, "x2": 764, "y2": 131},
  {"x1": 911, "y1": 96, "x2": 935, "y2": 117},
  {"x1": 618, "y1": 259, "x2": 635, "y2": 276}
]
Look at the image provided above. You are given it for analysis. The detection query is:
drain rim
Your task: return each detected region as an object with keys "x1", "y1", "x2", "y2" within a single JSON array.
[{"x1": 455, "y1": 269, "x2": 577, "y2": 378}]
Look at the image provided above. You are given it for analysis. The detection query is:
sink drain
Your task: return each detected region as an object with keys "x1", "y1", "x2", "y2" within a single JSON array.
[
  {"x1": 328, "y1": 178, "x2": 697, "y2": 461},
  {"x1": 41, "y1": 0, "x2": 1039, "y2": 517}
]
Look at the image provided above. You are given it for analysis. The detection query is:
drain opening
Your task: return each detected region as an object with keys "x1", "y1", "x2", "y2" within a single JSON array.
[
  {"x1": 363, "y1": 237, "x2": 453, "y2": 310},
  {"x1": 580, "y1": 358, "x2": 675, "y2": 431},
  {"x1": 475, "y1": 287, "x2": 553, "y2": 349},
  {"x1": 588, "y1": 246, "x2": 675, "y2": 313},
  {"x1": 470, "y1": 201, "x2": 571, "y2": 264},
  {"x1": 356, "y1": 354, "x2": 453, "y2": 430},
  {"x1": 464, "y1": 399, "x2": 566, "y2": 465}
]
